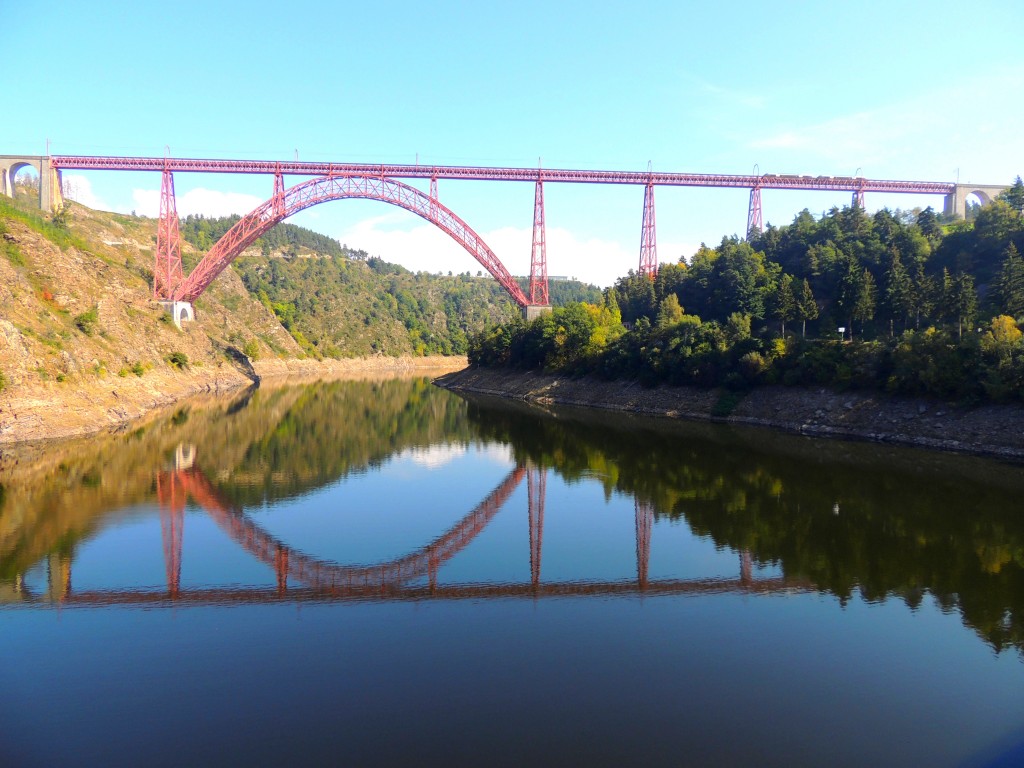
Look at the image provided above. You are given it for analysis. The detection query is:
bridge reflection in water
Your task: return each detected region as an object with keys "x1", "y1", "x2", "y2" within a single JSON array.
[{"x1": 7, "y1": 446, "x2": 808, "y2": 607}]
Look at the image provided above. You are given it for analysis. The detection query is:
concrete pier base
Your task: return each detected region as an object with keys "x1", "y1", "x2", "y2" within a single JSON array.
[
  {"x1": 524, "y1": 304, "x2": 552, "y2": 321},
  {"x1": 158, "y1": 301, "x2": 195, "y2": 329}
]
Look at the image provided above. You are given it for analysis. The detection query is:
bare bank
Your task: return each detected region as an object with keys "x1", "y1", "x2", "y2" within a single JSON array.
[{"x1": 434, "y1": 367, "x2": 1024, "y2": 461}]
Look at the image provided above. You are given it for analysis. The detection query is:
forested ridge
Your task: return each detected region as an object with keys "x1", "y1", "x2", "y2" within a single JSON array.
[
  {"x1": 470, "y1": 179, "x2": 1024, "y2": 403},
  {"x1": 181, "y1": 214, "x2": 601, "y2": 358}
]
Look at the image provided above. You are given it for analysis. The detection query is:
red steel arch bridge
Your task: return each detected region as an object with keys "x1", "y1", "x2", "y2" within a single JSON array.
[
  {"x1": 37, "y1": 154, "x2": 1004, "y2": 315},
  {"x1": 7, "y1": 451, "x2": 809, "y2": 607}
]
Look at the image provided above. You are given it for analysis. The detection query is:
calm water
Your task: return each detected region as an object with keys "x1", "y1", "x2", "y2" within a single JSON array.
[{"x1": 2, "y1": 377, "x2": 1024, "y2": 767}]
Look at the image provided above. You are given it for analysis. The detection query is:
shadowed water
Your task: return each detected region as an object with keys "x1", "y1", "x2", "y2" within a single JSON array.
[{"x1": 2, "y1": 377, "x2": 1024, "y2": 767}]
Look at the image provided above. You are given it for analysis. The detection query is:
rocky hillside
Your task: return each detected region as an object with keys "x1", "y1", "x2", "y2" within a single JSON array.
[{"x1": 0, "y1": 199, "x2": 322, "y2": 442}]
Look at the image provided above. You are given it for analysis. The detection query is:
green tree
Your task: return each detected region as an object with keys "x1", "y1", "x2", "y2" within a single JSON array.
[
  {"x1": 796, "y1": 279, "x2": 818, "y2": 338},
  {"x1": 997, "y1": 176, "x2": 1024, "y2": 214},
  {"x1": 837, "y1": 261, "x2": 876, "y2": 339},
  {"x1": 770, "y1": 273, "x2": 796, "y2": 336},
  {"x1": 883, "y1": 251, "x2": 913, "y2": 336},
  {"x1": 998, "y1": 242, "x2": 1024, "y2": 318},
  {"x1": 949, "y1": 272, "x2": 978, "y2": 338},
  {"x1": 656, "y1": 293, "x2": 685, "y2": 328}
]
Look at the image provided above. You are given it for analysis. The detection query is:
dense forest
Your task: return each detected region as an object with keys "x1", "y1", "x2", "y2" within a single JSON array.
[
  {"x1": 181, "y1": 214, "x2": 345, "y2": 257},
  {"x1": 470, "y1": 178, "x2": 1024, "y2": 403},
  {"x1": 182, "y1": 214, "x2": 601, "y2": 357}
]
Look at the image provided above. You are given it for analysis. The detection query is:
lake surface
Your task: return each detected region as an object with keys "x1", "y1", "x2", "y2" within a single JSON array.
[{"x1": 2, "y1": 376, "x2": 1024, "y2": 767}]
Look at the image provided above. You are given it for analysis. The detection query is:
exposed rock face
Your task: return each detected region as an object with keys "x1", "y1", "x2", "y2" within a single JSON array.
[
  {"x1": 0, "y1": 202, "x2": 466, "y2": 444},
  {"x1": 435, "y1": 368, "x2": 1024, "y2": 460}
]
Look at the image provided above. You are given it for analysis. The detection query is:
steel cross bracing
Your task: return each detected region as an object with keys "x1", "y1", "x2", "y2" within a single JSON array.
[
  {"x1": 176, "y1": 174, "x2": 530, "y2": 306},
  {"x1": 50, "y1": 155, "x2": 958, "y2": 195}
]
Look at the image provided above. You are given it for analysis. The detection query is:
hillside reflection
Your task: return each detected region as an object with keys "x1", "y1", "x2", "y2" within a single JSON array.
[{"x1": 2, "y1": 377, "x2": 1024, "y2": 657}]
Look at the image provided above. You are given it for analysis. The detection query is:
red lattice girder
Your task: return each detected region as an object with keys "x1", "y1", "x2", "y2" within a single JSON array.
[
  {"x1": 176, "y1": 175, "x2": 530, "y2": 307},
  {"x1": 527, "y1": 465, "x2": 546, "y2": 587},
  {"x1": 154, "y1": 168, "x2": 184, "y2": 300},
  {"x1": 180, "y1": 464, "x2": 525, "y2": 591},
  {"x1": 747, "y1": 186, "x2": 763, "y2": 237},
  {"x1": 635, "y1": 498, "x2": 653, "y2": 589},
  {"x1": 639, "y1": 181, "x2": 657, "y2": 279},
  {"x1": 529, "y1": 179, "x2": 549, "y2": 306},
  {"x1": 52, "y1": 155, "x2": 959, "y2": 195}
]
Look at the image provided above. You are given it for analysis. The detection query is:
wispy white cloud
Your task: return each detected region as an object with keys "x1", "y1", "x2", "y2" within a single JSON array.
[
  {"x1": 747, "y1": 69, "x2": 1024, "y2": 179},
  {"x1": 130, "y1": 187, "x2": 264, "y2": 218},
  {"x1": 403, "y1": 444, "x2": 467, "y2": 469},
  {"x1": 335, "y1": 212, "x2": 696, "y2": 288},
  {"x1": 61, "y1": 174, "x2": 108, "y2": 210}
]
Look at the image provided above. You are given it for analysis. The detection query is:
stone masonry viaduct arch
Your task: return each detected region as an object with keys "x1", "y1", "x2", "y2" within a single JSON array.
[{"x1": 0, "y1": 155, "x2": 62, "y2": 211}]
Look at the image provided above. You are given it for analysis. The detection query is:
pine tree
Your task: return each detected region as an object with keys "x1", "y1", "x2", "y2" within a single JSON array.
[
  {"x1": 771, "y1": 273, "x2": 796, "y2": 336},
  {"x1": 883, "y1": 250, "x2": 912, "y2": 336},
  {"x1": 950, "y1": 272, "x2": 978, "y2": 338},
  {"x1": 998, "y1": 242, "x2": 1024, "y2": 319},
  {"x1": 797, "y1": 279, "x2": 818, "y2": 338}
]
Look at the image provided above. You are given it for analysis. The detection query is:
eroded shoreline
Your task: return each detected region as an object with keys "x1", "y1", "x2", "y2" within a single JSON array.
[
  {"x1": 434, "y1": 367, "x2": 1024, "y2": 461},
  {"x1": 0, "y1": 356, "x2": 467, "y2": 445}
]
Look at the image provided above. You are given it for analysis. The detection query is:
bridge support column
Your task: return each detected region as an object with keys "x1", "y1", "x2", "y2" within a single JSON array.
[
  {"x1": 157, "y1": 300, "x2": 195, "y2": 329},
  {"x1": 639, "y1": 181, "x2": 658, "y2": 278},
  {"x1": 852, "y1": 186, "x2": 865, "y2": 210},
  {"x1": 47, "y1": 552, "x2": 72, "y2": 603},
  {"x1": 275, "y1": 546, "x2": 288, "y2": 596},
  {"x1": 528, "y1": 465, "x2": 546, "y2": 589},
  {"x1": 740, "y1": 550, "x2": 753, "y2": 584},
  {"x1": 747, "y1": 186, "x2": 763, "y2": 237},
  {"x1": 524, "y1": 304, "x2": 553, "y2": 321},
  {"x1": 529, "y1": 178, "x2": 550, "y2": 306},
  {"x1": 157, "y1": 472, "x2": 186, "y2": 598},
  {"x1": 635, "y1": 498, "x2": 653, "y2": 589},
  {"x1": 154, "y1": 166, "x2": 184, "y2": 301}
]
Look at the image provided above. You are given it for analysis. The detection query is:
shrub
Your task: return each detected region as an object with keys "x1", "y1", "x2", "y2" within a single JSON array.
[
  {"x1": 74, "y1": 306, "x2": 99, "y2": 335},
  {"x1": 168, "y1": 351, "x2": 189, "y2": 369},
  {"x1": 242, "y1": 339, "x2": 260, "y2": 360}
]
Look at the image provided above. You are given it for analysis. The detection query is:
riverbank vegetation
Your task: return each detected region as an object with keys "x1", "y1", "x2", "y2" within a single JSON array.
[{"x1": 470, "y1": 178, "x2": 1024, "y2": 403}]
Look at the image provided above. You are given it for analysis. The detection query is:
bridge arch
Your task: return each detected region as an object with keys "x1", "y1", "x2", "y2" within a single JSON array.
[
  {"x1": 176, "y1": 465, "x2": 525, "y2": 591},
  {"x1": 176, "y1": 175, "x2": 529, "y2": 306},
  {"x1": 0, "y1": 155, "x2": 61, "y2": 211}
]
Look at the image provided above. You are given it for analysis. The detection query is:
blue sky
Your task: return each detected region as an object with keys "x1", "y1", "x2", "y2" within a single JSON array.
[{"x1": 7, "y1": 0, "x2": 1024, "y2": 286}]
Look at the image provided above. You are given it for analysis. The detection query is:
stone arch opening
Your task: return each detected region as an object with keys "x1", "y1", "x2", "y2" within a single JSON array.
[
  {"x1": 965, "y1": 190, "x2": 992, "y2": 221},
  {"x1": 9, "y1": 162, "x2": 40, "y2": 204}
]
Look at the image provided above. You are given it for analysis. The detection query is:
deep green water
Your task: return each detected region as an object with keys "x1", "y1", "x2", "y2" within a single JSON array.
[{"x1": 2, "y1": 377, "x2": 1024, "y2": 767}]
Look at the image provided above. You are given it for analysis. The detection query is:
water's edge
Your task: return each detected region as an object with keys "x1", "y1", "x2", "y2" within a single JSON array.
[
  {"x1": 434, "y1": 367, "x2": 1024, "y2": 460},
  {"x1": 0, "y1": 356, "x2": 467, "y2": 446}
]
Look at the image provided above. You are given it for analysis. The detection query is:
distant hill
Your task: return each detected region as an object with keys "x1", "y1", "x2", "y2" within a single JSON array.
[{"x1": 182, "y1": 214, "x2": 603, "y2": 357}]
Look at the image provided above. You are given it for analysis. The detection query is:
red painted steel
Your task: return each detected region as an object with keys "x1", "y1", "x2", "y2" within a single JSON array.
[
  {"x1": 747, "y1": 186, "x2": 763, "y2": 236},
  {"x1": 176, "y1": 175, "x2": 529, "y2": 307},
  {"x1": 635, "y1": 499, "x2": 653, "y2": 589},
  {"x1": 52, "y1": 577, "x2": 816, "y2": 606},
  {"x1": 853, "y1": 186, "x2": 866, "y2": 210},
  {"x1": 527, "y1": 465, "x2": 546, "y2": 587},
  {"x1": 156, "y1": 472, "x2": 185, "y2": 597},
  {"x1": 154, "y1": 168, "x2": 184, "y2": 300},
  {"x1": 639, "y1": 182, "x2": 657, "y2": 278},
  {"x1": 178, "y1": 465, "x2": 525, "y2": 591},
  {"x1": 529, "y1": 179, "x2": 549, "y2": 306},
  {"x1": 50, "y1": 155, "x2": 958, "y2": 195}
]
